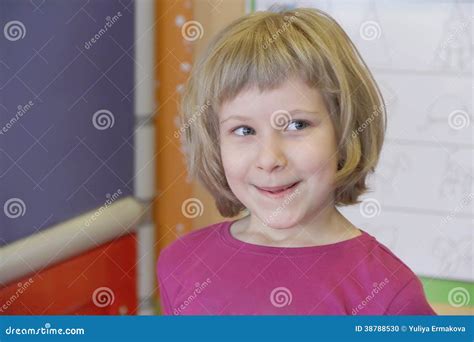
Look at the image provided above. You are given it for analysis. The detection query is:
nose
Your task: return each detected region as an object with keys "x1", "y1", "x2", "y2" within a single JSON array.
[{"x1": 255, "y1": 133, "x2": 287, "y2": 172}]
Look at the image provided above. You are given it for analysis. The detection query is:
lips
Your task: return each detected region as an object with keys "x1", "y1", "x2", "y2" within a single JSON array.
[
  {"x1": 254, "y1": 181, "x2": 301, "y2": 199},
  {"x1": 257, "y1": 181, "x2": 300, "y2": 193}
]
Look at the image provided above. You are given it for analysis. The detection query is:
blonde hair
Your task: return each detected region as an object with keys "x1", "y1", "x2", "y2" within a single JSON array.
[{"x1": 179, "y1": 7, "x2": 387, "y2": 217}]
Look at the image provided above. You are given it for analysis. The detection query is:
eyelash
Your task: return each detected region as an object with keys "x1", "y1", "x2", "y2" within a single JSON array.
[{"x1": 231, "y1": 120, "x2": 312, "y2": 136}]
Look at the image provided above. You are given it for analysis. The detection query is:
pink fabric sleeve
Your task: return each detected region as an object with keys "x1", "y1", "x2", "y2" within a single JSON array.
[{"x1": 384, "y1": 277, "x2": 437, "y2": 315}]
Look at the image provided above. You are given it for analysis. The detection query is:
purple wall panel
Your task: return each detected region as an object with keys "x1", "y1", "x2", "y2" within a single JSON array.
[{"x1": 0, "y1": 0, "x2": 135, "y2": 246}]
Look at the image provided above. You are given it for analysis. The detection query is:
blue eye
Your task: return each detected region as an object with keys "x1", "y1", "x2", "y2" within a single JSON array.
[
  {"x1": 233, "y1": 126, "x2": 255, "y2": 136},
  {"x1": 231, "y1": 121, "x2": 310, "y2": 136},
  {"x1": 287, "y1": 120, "x2": 310, "y2": 131}
]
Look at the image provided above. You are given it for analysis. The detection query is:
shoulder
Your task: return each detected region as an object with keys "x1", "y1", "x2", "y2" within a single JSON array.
[
  {"x1": 361, "y1": 232, "x2": 418, "y2": 283},
  {"x1": 156, "y1": 220, "x2": 230, "y2": 314},
  {"x1": 156, "y1": 220, "x2": 227, "y2": 276},
  {"x1": 357, "y1": 232, "x2": 435, "y2": 314}
]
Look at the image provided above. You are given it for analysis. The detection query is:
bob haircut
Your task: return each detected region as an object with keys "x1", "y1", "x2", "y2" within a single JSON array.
[{"x1": 179, "y1": 7, "x2": 387, "y2": 218}]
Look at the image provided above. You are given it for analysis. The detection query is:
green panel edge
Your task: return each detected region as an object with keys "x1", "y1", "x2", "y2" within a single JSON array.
[{"x1": 420, "y1": 276, "x2": 473, "y2": 306}]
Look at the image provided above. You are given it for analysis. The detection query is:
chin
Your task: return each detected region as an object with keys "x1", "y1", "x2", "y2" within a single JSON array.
[{"x1": 259, "y1": 211, "x2": 300, "y2": 229}]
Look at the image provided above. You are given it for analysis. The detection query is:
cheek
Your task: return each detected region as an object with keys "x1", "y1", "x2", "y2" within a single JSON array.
[
  {"x1": 292, "y1": 140, "x2": 339, "y2": 179},
  {"x1": 221, "y1": 157, "x2": 249, "y2": 200},
  {"x1": 220, "y1": 142, "x2": 249, "y2": 183}
]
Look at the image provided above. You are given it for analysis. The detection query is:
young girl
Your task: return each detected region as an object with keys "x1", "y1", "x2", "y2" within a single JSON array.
[{"x1": 157, "y1": 8, "x2": 436, "y2": 315}]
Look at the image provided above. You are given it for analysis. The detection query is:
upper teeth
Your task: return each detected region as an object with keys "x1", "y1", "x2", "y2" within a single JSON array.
[{"x1": 271, "y1": 183, "x2": 295, "y2": 191}]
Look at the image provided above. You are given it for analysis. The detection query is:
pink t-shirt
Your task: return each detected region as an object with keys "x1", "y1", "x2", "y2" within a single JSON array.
[{"x1": 157, "y1": 220, "x2": 436, "y2": 315}]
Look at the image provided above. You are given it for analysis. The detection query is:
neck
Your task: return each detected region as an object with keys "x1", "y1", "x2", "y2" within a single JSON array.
[{"x1": 236, "y1": 205, "x2": 360, "y2": 247}]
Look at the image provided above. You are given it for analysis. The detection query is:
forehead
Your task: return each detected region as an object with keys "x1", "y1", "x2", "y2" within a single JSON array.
[{"x1": 218, "y1": 77, "x2": 327, "y2": 119}]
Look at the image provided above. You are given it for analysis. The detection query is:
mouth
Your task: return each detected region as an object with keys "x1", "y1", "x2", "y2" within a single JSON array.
[{"x1": 254, "y1": 181, "x2": 301, "y2": 198}]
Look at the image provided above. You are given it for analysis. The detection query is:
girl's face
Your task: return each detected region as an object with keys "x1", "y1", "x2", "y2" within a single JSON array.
[{"x1": 218, "y1": 76, "x2": 340, "y2": 229}]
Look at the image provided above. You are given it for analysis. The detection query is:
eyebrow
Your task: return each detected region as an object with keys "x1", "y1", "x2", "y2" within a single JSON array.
[
  {"x1": 219, "y1": 109, "x2": 321, "y2": 125},
  {"x1": 219, "y1": 115, "x2": 251, "y2": 125}
]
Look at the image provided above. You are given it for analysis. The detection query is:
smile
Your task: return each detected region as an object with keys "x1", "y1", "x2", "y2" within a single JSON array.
[{"x1": 255, "y1": 181, "x2": 301, "y2": 198}]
